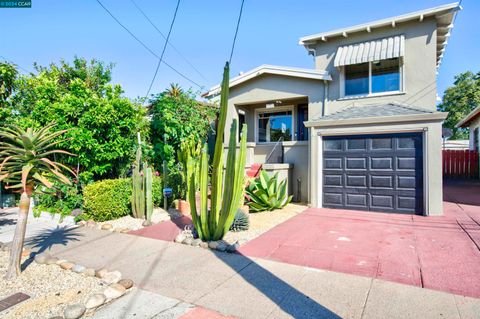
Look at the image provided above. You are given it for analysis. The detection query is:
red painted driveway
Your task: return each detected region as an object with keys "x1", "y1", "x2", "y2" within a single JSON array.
[{"x1": 239, "y1": 180, "x2": 480, "y2": 298}]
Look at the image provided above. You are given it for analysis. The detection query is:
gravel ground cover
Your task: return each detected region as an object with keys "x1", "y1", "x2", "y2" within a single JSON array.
[
  {"x1": 223, "y1": 203, "x2": 307, "y2": 244},
  {"x1": 96, "y1": 208, "x2": 182, "y2": 231},
  {"x1": 0, "y1": 250, "x2": 104, "y2": 319}
]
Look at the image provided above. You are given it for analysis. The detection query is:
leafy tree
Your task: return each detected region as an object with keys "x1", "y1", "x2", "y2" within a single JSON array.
[
  {"x1": 0, "y1": 124, "x2": 75, "y2": 279},
  {"x1": 150, "y1": 87, "x2": 217, "y2": 167},
  {"x1": 438, "y1": 71, "x2": 480, "y2": 140},
  {"x1": 0, "y1": 62, "x2": 19, "y2": 124},
  {"x1": 11, "y1": 57, "x2": 148, "y2": 183}
]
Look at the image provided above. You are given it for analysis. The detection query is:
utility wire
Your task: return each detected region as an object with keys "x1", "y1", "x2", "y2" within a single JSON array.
[
  {"x1": 229, "y1": 0, "x2": 245, "y2": 64},
  {"x1": 0, "y1": 55, "x2": 31, "y2": 73},
  {"x1": 95, "y1": 0, "x2": 203, "y2": 90},
  {"x1": 130, "y1": 0, "x2": 207, "y2": 82},
  {"x1": 145, "y1": 0, "x2": 181, "y2": 98}
]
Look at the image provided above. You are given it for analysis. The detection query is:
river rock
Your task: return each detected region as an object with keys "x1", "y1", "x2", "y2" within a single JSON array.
[
  {"x1": 101, "y1": 223, "x2": 113, "y2": 231},
  {"x1": 199, "y1": 241, "x2": 209, "y2": 248},
  {"x1": 63, "y1": 304, "x2": 86, "y2": 319},
  {"x1": 118, "y1": 278, "x2": 134, "y2": 289},
  {"x1": 101, "y1": 270, "x2": 122, "y2": 284},
  {"x1": 34, "y1": 253, "x2": 49, "y2": 264},
  {"x1": 60, "y1": 262, "x2": 75, "y2": 270},
  {"x1": 72, "y1": 264, "x2": 86, "y2": 273},
  {"x1": 182, "y1": 237, "x2": 193, "y2": 245},
  {"x1": 85, "y1": 293, "x2": 106, "y2": 309},
  {"x1": 21, "y1": 248, "x2": 31, "y2": 257},
  {"x1": 226, "y1": 243, "x2": 240, "y2": 253},
  {"x1": 216, "y1": 242, "x2": 227, "y2": 252},
  {"x1": 104, "y1": 283, "x2": 126, "y2": 299},
  {"x1": 46, "y1": 257, "x2": 59, "y2": 265},
  {"x1": 95, "y1": 268, "x2": 108, "y2": 278},
  {"x1": 120, "y1": 228, "x2": 130, "y2": 233},
  {"x1": 191, "y1": 239, "x2": 202, "y2": 247},
  {"x1": 86, "y1": 220, "x2": 96, "y2": 228},
  {"x1": 208, "y1": 241, "x2": 219, "y2": 249},
  {"x1": 142, "y1": 220, "x2": 152, "y2": 227},
  {"x1": 174, "y1": 233, "x2": 186, "y2": 243}
]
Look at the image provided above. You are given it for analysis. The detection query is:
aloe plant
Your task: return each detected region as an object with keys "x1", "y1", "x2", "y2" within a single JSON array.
[
  {"x1": 0, "y1": 124, "x2": 76, "y2": 279},
  {"x1": 183, "y1": 62, "x2": 247, "y2": 241},
  {"x1": 246, "y1": 170, "x2": 293, "y2": 212}
]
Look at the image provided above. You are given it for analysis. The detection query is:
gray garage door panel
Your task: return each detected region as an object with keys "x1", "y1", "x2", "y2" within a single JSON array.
[{"x1": 322, "y1": 133, "x2": 423, "y2": 214}]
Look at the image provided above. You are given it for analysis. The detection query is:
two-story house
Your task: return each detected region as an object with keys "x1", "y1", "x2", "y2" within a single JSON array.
[{"x1": 204, "y1": 2, "x2": 460, "y2": 216}]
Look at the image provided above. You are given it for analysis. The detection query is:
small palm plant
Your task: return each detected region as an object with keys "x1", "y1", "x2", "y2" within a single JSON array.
[
  {"x1": 0, "y1": 123, "x2": 76, "y2": 279},
  {"x1": 246, "y1": 170, "x2": 293, "y2": 212}
]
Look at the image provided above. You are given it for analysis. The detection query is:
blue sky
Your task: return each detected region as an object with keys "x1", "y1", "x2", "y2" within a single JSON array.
[{"x1": 0, "y1": 0, "x2": 478, "y2": 100}]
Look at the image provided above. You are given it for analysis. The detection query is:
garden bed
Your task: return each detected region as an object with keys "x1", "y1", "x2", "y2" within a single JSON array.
[{"x1": 0, "y1": 250, "x2": 103, "y2": 319}]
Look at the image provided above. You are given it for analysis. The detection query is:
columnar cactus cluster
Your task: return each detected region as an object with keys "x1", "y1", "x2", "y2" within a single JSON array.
[
  {"x1": 182, "y1": 62, "x2": 247, "y2": 241},
  {"x1": 131, "y1": 147, "x2": 153, "y2": 222}
]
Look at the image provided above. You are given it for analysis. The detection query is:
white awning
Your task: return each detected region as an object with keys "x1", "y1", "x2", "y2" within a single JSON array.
[{"x1": 334, "y1": 35, "x2": 405, "y2": 67}]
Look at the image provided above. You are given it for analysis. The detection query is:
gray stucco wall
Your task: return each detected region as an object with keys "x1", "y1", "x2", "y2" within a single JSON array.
[
  {"x1": 469, "y1": 117, "x2": 480, "y2": 151},
  {"x1": 311, "y1": 18, "x2": 438, "y2": 114}
]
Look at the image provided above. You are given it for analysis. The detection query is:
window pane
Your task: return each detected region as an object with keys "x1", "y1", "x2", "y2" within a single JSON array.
[
  {"x1": 324, "y1": 139, "x2": 342, "y2": 151},
  {"x1": 372, "y1": 58, "x2": 400, "y2": 93},
  {"x1": 345, "y1": 63, "x2": 369, "y2": 96},
  {"x1": 258, "y1": 111, "x2": 292, "y2": 142}
]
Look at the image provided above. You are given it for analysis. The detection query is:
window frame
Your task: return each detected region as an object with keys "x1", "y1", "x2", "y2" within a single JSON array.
[
  {"x1": 254, "y1": 105, "x2": 295, "y2": 144},
  {"x1": 340, "y1": 58, "x2": 404, "y2": 99}
]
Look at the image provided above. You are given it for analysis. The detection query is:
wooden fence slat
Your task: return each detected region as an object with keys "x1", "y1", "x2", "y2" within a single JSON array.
[{"x1": 442, "y1": 149, "x2": 479, "y2": 179}]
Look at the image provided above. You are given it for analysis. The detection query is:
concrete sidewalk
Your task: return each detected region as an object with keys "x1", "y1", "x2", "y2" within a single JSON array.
[
  {"x1": 32, "y1": 227, "x2": 480, "y2": 319},
  {"x1": 0, "y1": 207, "x2": 76, "y2": 243}
]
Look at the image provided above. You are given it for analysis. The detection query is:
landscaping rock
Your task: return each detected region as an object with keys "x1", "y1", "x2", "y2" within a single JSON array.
[
  {"x1": 77, "y1": 220, "x2": 87, "y2": 227},
  {"x1": 56, "y1": 259, "x2": 68, "y2": 265},
  {"x1": 72, "y1": 264, "x2": 86, "y2": 274},
  {"x1": 104, "y1": 283, "x2": 126, "y2": 299},
  {"x1": 114, "y1": 227, "x2": 126, "y2": 233},
  {"x1": 46, "y1": 257, "x2": 59, "y2": 265},
  {"x1": 191, "y1": 239, "x2": 202, "y2": 247},
  {"x1": 60, "y1": 262, "x2": 75, "y2": 270},
  {"x1": 101, "y1": 270, "x2": 122, "y2": 285},
  {"x1": 84, "y1": 268, "x2": 96, "y2": 277},
  {"x1": 199, "y1": 241, "x2": 209, "y2": 249},
  {"x1": 216, "y1": 242, "x2": 227, "y2": 252},
  {"x1": 95, "y1": 268, "x2": 108, "y2": 279},
  {"x1": 174, "y1": 233, "x2": 186, "y2": 243},
  {"x1": 101, "y1": 223, "x2": 113, "y2": 231},
  {"x1": 21, "y1": 248, "x2": 31, "y2": 257},
  {"x1": 208, "y1": 241, "x2": 219, "y2": 249},
  {"x1": 64, "y1": 303, "x2": 86, "y2": 319},
  {"x1": 118, "y1": 278, "x2": 134, "y2": 289},
  {"x1": 226, "y1": 242, "x2": 240, "y2": 253},
  {"x1": 120, "y1": 229, "x2": 130, "y2": 234},
  {"x1": 34, "y1": 253, "x2": 49, "y2": 264},
  {"x1": 182, "y1": 237, "x2": 193, "y2": 245},
  {"x1": 142, "y1": 220, "x2": 152, "y2": 227},
  {"x1": 85, "y1": 293, "x2": 106, "y2": 309},
  {"x1": 71, "y1": 208, "x2": 83, "y2": 217},
  {"x1": 86, "y1": 220, "x2": 96, "y2": 228}
]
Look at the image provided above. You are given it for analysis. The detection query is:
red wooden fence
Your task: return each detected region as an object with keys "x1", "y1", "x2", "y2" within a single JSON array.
[{"x1": 442, "y1": 150, "x2": 479, "y2": 179}]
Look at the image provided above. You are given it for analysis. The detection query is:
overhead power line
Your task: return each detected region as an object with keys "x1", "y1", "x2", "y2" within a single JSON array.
[
  {"x1": 95, "y1": 0, "x2": 203, "y2": 90},
  {"x1": 130, "y1": 0, "x2": 207, "y2": 82},
  {"x1": 229, "y1": 0, "x2": 245, "y2": 64},
  {"x1": 0, "y1": 55, "x2": 31, "y2": 73},
  {"x1": 145, "y1": 0, "x2": 181, "y2": 98}
]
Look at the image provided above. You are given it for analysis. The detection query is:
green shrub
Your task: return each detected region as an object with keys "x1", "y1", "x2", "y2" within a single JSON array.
[
  {"x1": 34, "y1": 183, "x2": 83, "y2": 218},
  {"x1": 83, "y1": 178, "x2": 132, "y2": 221},
  {"x1": 246, "y1": 170, "x2": 293, "y2": 212},
  {"x1": 83, "y1": 176, "x2": 163, "y2": 222}
]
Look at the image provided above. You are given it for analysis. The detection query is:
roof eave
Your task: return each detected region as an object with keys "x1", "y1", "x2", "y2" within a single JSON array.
[
  {"x1": 456, "y1": 107, "x2": 480, "y2": 128},
  {"x1": 305, "y1": 112, "x2": 448, "y2": 128}
]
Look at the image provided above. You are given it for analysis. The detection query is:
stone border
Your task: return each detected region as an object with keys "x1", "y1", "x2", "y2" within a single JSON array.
[
  {"x1": 77, "y1": 220, "x2": 133, "y2": 233},
  {"x1": 30, "y1": 251, "x2": 134, "y2": 319},
  {"x1": 173, "y1": 232, "x2": 243, "y2": 254}
]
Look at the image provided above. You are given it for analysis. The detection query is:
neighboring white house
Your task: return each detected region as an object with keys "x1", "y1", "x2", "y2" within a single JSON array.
[
  {"x1": 204, "y1": 3, "x2": 461, "y2": 216},
  {"x1": 456, "y1": 106, "x2": 480, "y2": 152}
]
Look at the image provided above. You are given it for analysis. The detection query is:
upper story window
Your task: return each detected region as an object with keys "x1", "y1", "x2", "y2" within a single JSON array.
[{"x1": 344, "y1": 58, "x2": 401, "y2": 97}]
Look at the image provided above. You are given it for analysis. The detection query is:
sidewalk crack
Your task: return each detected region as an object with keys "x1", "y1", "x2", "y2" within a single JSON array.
[{"x1": 360, "y1": 279, "x2": 374, "y2": 319}]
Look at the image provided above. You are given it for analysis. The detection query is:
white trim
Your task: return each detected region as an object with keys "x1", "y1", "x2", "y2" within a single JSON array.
[
  {"x1": 254, "y1": 105, "x2": 295, "y2": 143},
  {"x1": 203, "y1": 65, "x2": 332, "y2": 98},
  {"x1": 456, "y1": 105, "x2": 480, "y2": 128},
  {"x1": 423, "y1": 129, "x2": 429, "y2": 215},
  {"x1": 317, "y1": 133, "x2": 323, "y2": 208}
]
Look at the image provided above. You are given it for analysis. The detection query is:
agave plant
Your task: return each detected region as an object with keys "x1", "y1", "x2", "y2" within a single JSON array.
[
  {"x1": 229, "y1": 209, "x2": 250, "y2": 232},
  {"x1": 246, "y1": 170, "x2": 293, "y2": 212},
  {"x1": 0, "y1": 124, "x2": 76, "y2": 279},
  {"x1": 183, "y1": 62, "x2": 247, "y2": 241}
]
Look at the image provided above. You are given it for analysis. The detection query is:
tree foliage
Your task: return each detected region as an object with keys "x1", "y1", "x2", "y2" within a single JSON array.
[
  {"x1": 438, "y1": 71, "x2": 480, "y2": 140},
  {"x1": 0, "y1": 62, "x2": 19, "y2": 124},
  {"x1": 150, "y1": 88, "x2": 217, "y2": 167},
  {"x1": 10, "y1": 57, "x2": 148, "y2": 183}
]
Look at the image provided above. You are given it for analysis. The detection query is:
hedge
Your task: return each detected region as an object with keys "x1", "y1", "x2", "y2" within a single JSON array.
[{"x1": 83, "y1": 176, "x2": 162, "y2": 222}]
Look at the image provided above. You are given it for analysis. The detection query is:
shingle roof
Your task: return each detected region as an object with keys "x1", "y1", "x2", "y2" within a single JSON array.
[{"x1": 314, "y1": 103, "x2": 434, "y2": 121}]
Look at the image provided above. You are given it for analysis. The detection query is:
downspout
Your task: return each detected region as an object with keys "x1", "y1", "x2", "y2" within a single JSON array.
[{"x1": 322, "y1": 80, "x2": 328, "y2": 117}]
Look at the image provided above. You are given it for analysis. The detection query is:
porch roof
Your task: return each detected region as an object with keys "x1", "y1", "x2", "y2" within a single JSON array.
[
  {"x1": 202, "y1": 65, "x2": 331, "y2": 98},
  {"x1": 305, "y1": 103, "x2": 447, "y2": 127}
]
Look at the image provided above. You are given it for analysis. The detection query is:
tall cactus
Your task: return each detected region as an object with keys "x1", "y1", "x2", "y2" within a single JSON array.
[
  {"x1": 184, "y1": 62, "x2": 247, "y2": 241},
  {"x1": 131, "y1": 146, "x2": 154, "y2": 222}
]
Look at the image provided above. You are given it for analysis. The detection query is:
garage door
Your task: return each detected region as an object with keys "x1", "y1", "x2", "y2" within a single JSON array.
[{"x1": 322, "y1": 133, "x2": 423, "y2": 214}]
